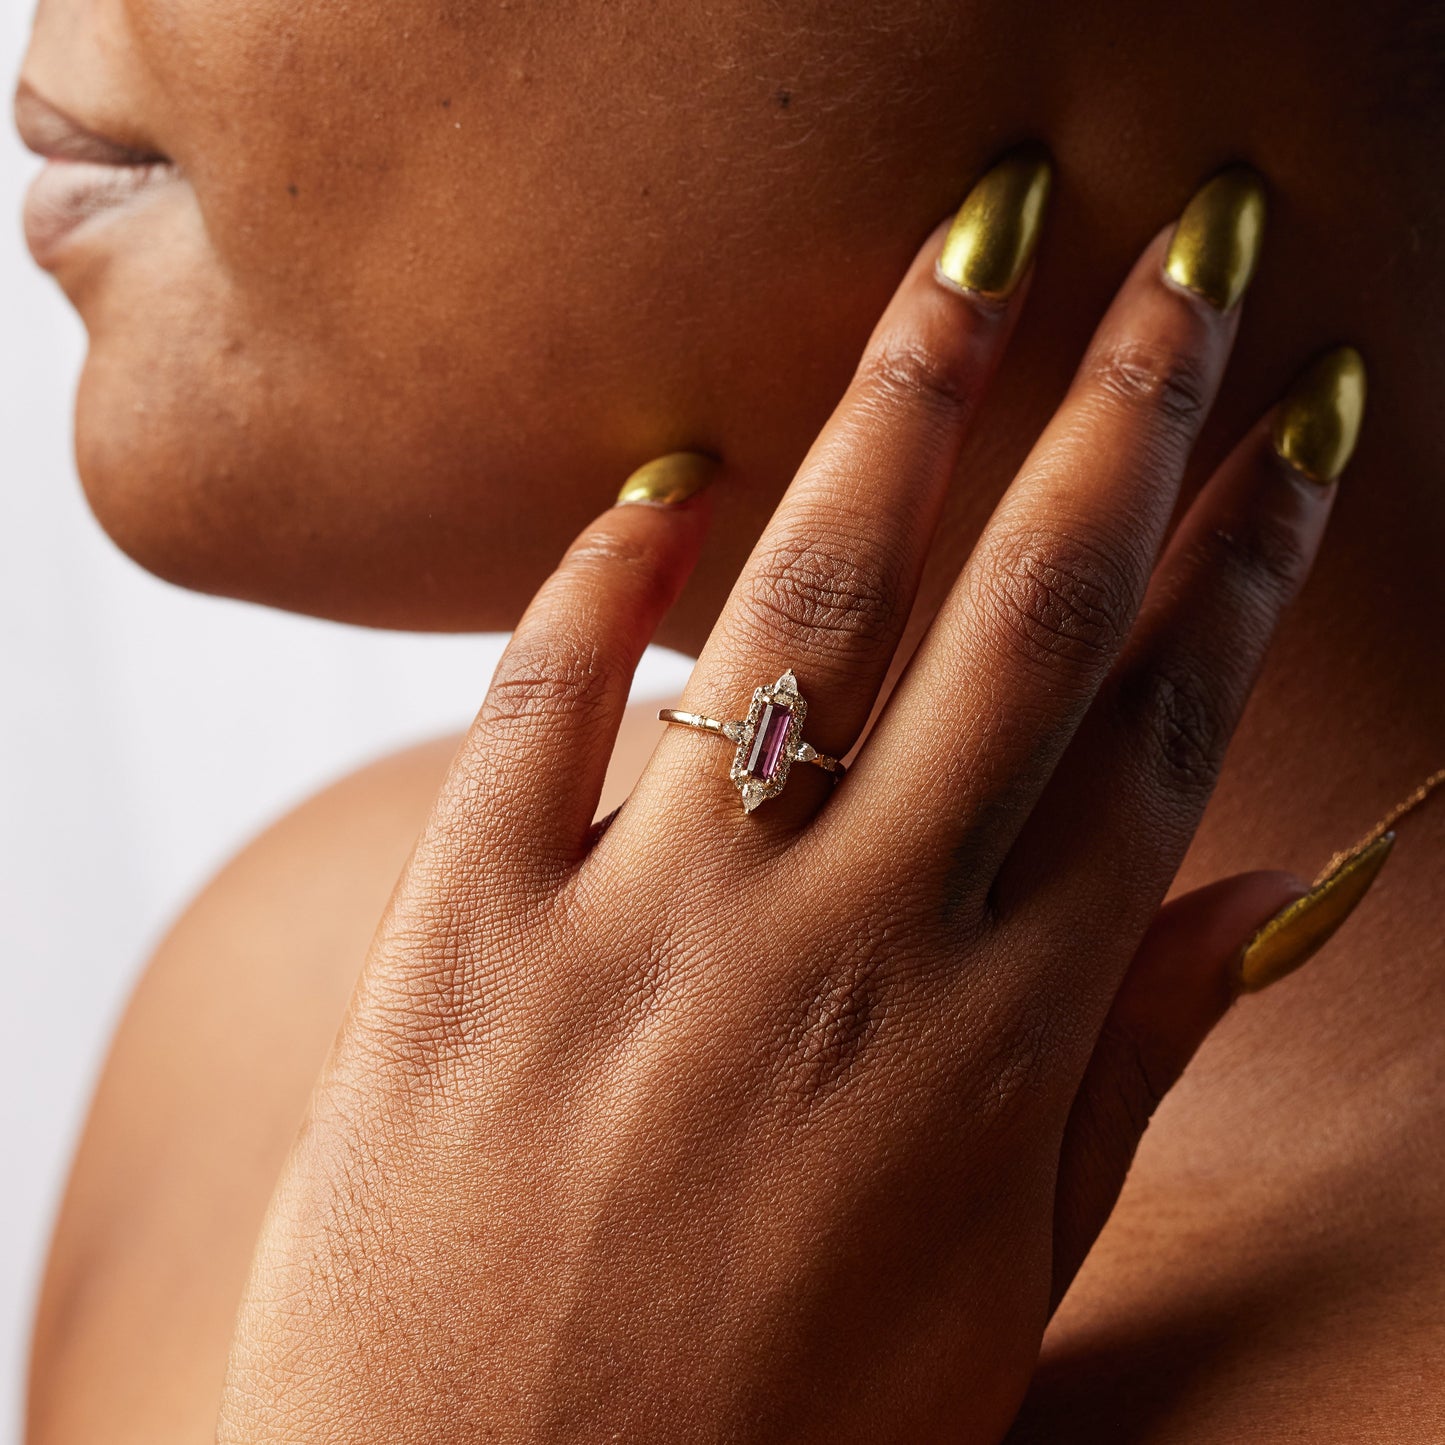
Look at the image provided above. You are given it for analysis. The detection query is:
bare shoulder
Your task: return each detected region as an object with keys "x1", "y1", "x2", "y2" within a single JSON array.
[
  {"x1": 26, "y1": 733, "x2": 465, "y2": 1445},
  {"x1": 28, "y1": 697, "x2": 670, "y2": 1445}
]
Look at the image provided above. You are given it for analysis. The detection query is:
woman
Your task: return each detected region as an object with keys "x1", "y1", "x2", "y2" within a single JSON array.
[{"x1": 15, "y1": 0, "x2": 1444, "y2": 1438}]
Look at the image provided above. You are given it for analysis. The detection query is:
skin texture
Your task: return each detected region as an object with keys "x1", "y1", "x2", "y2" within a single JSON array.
[
  {"x1": 203, "y1": 217, "x2": 1362, "y2": 1440},
  {"x1": 20, "y1": 0, "x2": 1443, "y2": 636},
  {"x1": 14, "y1": 0, "x2": 1445, "y2": 1439},
  {"x1": 27, "y1": 725, "x2": 660, "y2": 1445}
]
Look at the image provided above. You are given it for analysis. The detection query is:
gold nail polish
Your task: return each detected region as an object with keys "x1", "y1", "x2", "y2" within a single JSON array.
[
  {"x1": 1164, "y1": 166, "x2": 1267, "y2": 311},
  {"x1": 616, "y1": 451, "x2": 716, "y2": 506},
  {"x1": 1236, "y1": 833, "x2": 1395, "y2": 993},
  {"x1": 1272, "y1": 346, "x2": 1368, "y2": 484},
  {"x1": 936, "y1": 145, "x2": 1053, "y2": 300}
]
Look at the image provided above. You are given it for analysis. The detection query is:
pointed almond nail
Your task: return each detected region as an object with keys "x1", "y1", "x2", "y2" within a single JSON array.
[
  {"x1": 1164, "y1": 165, "x2": 1267, "y2": 311},
  {"x1": 616, "y1": 451, "x2": 717, "y2": 506},
  {"x1": 936, "y1": 144, "x2": 1053, "y2": 300},
  {"x1": 1272, "y1": 345, "x2": 1368, "y2": 484},
  {"x1": 1236, "y1": 833, "x2": 1394, "y2": 993}
]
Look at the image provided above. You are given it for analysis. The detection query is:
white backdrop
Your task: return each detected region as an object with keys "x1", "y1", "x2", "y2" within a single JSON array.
[{"x1": 0, "y1": 6, "x2": 692, "y2": 1435}]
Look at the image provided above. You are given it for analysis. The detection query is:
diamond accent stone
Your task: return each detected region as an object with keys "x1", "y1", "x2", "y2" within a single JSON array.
[{"x1": 795, "y1": 742, "x2": 817, "y2": 763}]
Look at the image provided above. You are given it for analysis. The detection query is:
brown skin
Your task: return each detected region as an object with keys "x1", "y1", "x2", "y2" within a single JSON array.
[
  {"x1": 30, "y1": 723, "x2": 1445, "y2": 1443},
  {"x1": 16, "y1": 0, "x2": 1445, "y2": 1440},
  {"x1": 204, "y1": 217, "x2": 1354, "y2": 1441},
  {"x1": 20, "y1": 0, "x2": 1442, "y2": 634}
]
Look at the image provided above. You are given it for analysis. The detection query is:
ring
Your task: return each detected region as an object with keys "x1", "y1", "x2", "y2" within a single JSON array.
[{"x1": 659, "y1": 669, "x2": 844, "y2": 813}]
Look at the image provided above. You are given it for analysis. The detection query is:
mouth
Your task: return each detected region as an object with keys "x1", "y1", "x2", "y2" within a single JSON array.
[{"x1": 14, "y1": 79, "x2": 179, "y2": 267}]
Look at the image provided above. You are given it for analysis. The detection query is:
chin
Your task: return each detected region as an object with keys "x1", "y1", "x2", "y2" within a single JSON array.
[{"x1": 50, "y1": 175, "x2": 812, "y2": 643}]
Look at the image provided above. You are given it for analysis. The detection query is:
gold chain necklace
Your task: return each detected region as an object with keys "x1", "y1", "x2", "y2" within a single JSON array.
[
  {"x1": 1237, "y1": 762, "x2": 1445, "y2": 992},
  {"x1": 1316, "y1": 765, "x2": 1445, "y2": 885}
]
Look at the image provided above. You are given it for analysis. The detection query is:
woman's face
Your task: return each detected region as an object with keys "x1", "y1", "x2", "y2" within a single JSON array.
[
  {"x1": 20, "y1": 0, "x2": 1044, "y2": 632},
  {"x1": 17, "y1": 0, "x2": 1441, "y2": 637}
]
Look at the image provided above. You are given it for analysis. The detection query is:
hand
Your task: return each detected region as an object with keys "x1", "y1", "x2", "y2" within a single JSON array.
[{"x1": 219, "y1": 155, "x2": 1353, "y2": 1442}]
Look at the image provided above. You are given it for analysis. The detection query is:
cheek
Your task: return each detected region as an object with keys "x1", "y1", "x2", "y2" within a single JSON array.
[
  {"x1": 76, "y1": 0, "x2": 1031, "y2": 627},
  {"x1": 69, "y1": 180, "x2": 593, "y2": 629}
]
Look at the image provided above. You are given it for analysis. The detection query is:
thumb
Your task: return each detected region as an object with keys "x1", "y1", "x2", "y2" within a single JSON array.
[
  {"x1": 1050, "y1": 834, "x2": 1395, "y2": 1308},
  {"x1": 1047, "y1": 869, "x2": 1303, "y2": 1310}
]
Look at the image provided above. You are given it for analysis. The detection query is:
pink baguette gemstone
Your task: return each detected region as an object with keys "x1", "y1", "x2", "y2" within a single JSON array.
[{"x1": 745, "y1": 703, "x2": 793, "y2": 781}]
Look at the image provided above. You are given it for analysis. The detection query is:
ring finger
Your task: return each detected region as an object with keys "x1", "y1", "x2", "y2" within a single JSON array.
[
  {"x1": 836, "y1": 166, "x2": 1267, "y2": 889},
  {"x1": 631, "y1": 145, "x2": 1053, "y2": 830}
]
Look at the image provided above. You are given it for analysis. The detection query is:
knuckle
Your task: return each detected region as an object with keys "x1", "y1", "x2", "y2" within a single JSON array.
[
  {"x1": 859, "y1": 333, "x2": 980, "y2": 424},
  {"x1": 1205, "y1": 510, "x2": 1314, "y2": 614},
  {"x1": 736, "y1": 528, "x2": 902, "y2": 663},
  {"x1": 564, "y1": 525, "x2": 657, "y2": 583},
  {"x1": 482, "y1": 632, "x2": 611, "y2": 739},
  {"x1": 975, "y1": 525, "x2": 1138, "y2": 674},
  {"x1": 770, "y1": 943, "x2": 899, "y2": 1120},
  {"x1": 1086, "y1": 337, "x2": 1213, "y2": 432},
  {"x1": 468, "y1": 522, "x2": 665, "y2": 754},
  {"x1": 973, "y1": 996, "x2": 1061, "y2": 1125},
  {"x1": 1117, "y1": 655, "x2": 1231, "y2": 799},
  {"x1": 560, "y1": 524, "x2": 680, "y2": 624}
]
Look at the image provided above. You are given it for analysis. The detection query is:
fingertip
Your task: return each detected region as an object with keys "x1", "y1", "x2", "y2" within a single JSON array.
[
  {"x1": 596, "y1": 450, "x2": 718, "y2": 584},
  {"x1": 935, "y1": 143, "x2": 1053, "y2": 301},
  {"x1": 1270, "y1": 345, "x2": 1367, "y2": 486},
  {"x1": 1162, "y1": 869, "x2": 1310, "y2": 963},
  {"x1": 615, "y1": 451, "x2": 720, "y2": 508},
  {"x1": 1162, "y1": 164, "x2": 1267, "y2": 314},
  {"x1": 1235, "y1": 836, "x2": 1394, "y2": 995},
  {"x1": 1114, "y1": 871, "x2": 1310, "y2": 1054}
]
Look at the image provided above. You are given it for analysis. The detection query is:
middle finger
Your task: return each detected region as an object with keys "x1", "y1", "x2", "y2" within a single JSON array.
[{"x1": 637, "y1": 145, "x2": 1053, "y2": 829}]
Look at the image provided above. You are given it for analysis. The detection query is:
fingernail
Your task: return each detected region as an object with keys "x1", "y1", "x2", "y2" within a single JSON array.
[
  {"x1": 1235, "y1": 833, "x2": 1394, "y2": 993},
  {"x1": 936, "y1": 144, "x2": 1053, "y2": 300},
  {"x1": 1164, "y1": 165, "x2": 1267, "y2": 311},
  {"x1": 616, "y1": 451, "x2": 717, "y2": 506},
  {"x1": 1272, "y1": 345, "x2": 1368, "y2": 484}
]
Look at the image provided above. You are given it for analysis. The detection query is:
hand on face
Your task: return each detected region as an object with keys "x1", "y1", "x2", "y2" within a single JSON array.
[{"x1": 217, "y1": 153, "x2": 1371, "y2": 1443}]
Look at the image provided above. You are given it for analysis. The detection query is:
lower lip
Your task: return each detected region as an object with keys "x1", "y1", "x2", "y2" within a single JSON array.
[{"x1": 23, "y1": 158, "x2": 177, "y2": 267}]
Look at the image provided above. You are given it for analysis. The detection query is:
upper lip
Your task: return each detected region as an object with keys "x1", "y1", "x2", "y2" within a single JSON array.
[{"x1": 13, "y1": 78, "x2": 168, "y2": 167}]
